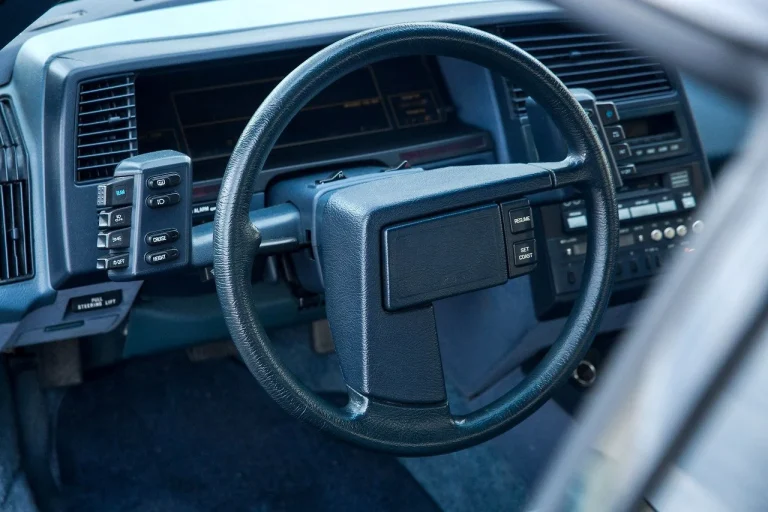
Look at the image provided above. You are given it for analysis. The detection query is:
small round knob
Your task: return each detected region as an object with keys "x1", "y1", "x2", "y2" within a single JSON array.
[
  {"x1": 650, "y1": 229, "x2": 663, "y2": 242},
  {"x1": 663, "y1": 227, "x2": 676, "y2": 239},
  {"x1": 676, "y1": 224, "x2": 688, "y2": 237},
  {"x1": 692, "y1": 220, "x2": 704, "y2": 234}
]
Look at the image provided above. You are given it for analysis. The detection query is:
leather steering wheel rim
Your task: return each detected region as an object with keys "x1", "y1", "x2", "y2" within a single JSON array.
[{"x1": 214, "y1": 22, "x2": 618, "y2": 455}]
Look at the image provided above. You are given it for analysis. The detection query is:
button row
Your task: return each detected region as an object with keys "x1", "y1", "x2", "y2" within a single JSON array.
[{"x1": 632, "y1": 142, "x2": 683, "y2": 159}]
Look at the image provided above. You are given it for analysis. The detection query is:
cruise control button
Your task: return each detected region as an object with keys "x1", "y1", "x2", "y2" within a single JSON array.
[
  {"x1": 513, "y1": 240, "x2": 537, "y2": 267},
  {"x1": 147, "y1": 173, "x2": 181, "y2": 190},
  {"x1": 146, "y1": 192, "x2": 181, "y2": 208},
  {"x1": 97, "y1": 227, "x2": 131, "y2": 249},
  {"x1": 509, "y1": 208, "x2": 533, "y2": 233},
  {"x1": 145, "y1": 248, "x2": 179, "y2": 265},
  {"x1": 98, "y1": 206, "x2": 132, "y2": 228},
  {"x1": 605, "y1": 125, "x2": 625, "y2": 142},
  {"x1": 146, "y1": 229, "x2": 180, "y2": 246},
  {"x1": 96, "y1": 253, "x2": 129, "y2": 270}
]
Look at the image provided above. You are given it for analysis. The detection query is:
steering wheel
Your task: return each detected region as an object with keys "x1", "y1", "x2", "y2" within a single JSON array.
[{"x1": 213, "y1": 22, "x2": 618, "y2": 455}]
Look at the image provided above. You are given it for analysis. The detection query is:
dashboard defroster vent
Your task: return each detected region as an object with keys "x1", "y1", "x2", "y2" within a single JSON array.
[
  {"x1": 75, "y1": 74, "x2": 138, "y2": 183},
  {"x1": 0, "y1": 98, "x2": 33, "y2": 284},
  {"x1": 496, "y1": 22, "x2": 674, "y2": 116}
]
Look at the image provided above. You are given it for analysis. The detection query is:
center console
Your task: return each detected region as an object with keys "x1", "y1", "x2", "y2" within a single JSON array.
[{"x1": 529, "y1": 97, "x2": 710, "y2": 318}]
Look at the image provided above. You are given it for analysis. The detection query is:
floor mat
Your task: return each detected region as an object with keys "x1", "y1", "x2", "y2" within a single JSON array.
[{"x1": 54, "y1": 352, "x2": 440, "y2": 512}]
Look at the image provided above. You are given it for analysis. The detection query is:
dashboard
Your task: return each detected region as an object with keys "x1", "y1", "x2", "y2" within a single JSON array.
[{"x1": 0, "y1": 0, "x2": 724, "y2": 358}]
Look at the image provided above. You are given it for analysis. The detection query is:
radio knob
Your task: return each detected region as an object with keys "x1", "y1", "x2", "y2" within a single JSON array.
[
  {"x1": 676, "y1": 225, "x2": 688, "y2": 237},
  {"x1": 650, "y1": 229, "x2": 663, "y2": 242},
  {"x1": 692, "y1": 220, "x2": 705, "y2": 234},
  {"x1": 663, "y1": 227, "x2": 676, "y2": 239}
]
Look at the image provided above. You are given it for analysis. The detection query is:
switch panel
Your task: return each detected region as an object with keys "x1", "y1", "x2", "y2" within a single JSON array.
[{"x1": 97, "y1": 150, "x2": 192, "y2": 280}]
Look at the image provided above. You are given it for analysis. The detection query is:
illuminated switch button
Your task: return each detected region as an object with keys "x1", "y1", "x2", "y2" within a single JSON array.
[
  {"x1": 97, "y1": 227, "x2": 131, "y2": 249},
  {"x1": 650, "y1": 229, "x2": 663, "y2": 242},
  {"x1": 96, "y1": 177, "x2": 133, "y2": 207},
  {"x1": 146, "y1": 229, "x2": 180, "y2": 246},
  {"x1": 145, "y1": 248, "x2": 179, "y2": 265},
  {"x1": 96, "y1": 254, "x2": 129, "y2": 270},
  {"x1": 629, "y1": 203, "x2": 659, "y2": 218},
  {"x1": 618, "y1": 208, "x2": 631, "y2": 221},
  {"x1": 664, "y1": 227, "x2": 676, "y2": 239},
  {"x1": 513, "y1": 240, "x2": 537, "y2": 267},
  {"x1": 566, "y1": 215, "x2": 588, "y2": 229},
  {"x1": 681, "y1": 196, "x2": 697, "y2": 209},
  {"x1": 98, "y1": 206, "x2": 132, "y2": 228},
  {"x1": 656, "y1": 200, "x2": 678, "y2": 213},
  {"x1": 596, "y1": 102, "x2": 620, "y2": 124},
  {"x1": 509, "y1": 208, "x2": 533, "y2": 233},
  {"x1": 147, "y1": 192, "x2": 181, "y2": 209},
  {"x1": 147, "y1": 173, "x2": 181, "y2": 190}
]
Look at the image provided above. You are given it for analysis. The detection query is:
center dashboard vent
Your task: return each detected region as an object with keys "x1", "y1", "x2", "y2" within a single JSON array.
[
  {"x1": 0, "y1": 98, "x2": 33, "y2": 284},
  {"x1": 494, "y1": 21, "x2": 674, "y2": 116},
  {"x1": 75, "y1": 74, "x2": 138, "y2": 183}
]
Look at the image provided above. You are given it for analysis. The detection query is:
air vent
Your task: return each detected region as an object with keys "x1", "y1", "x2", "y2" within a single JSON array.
[
  {"x1": 76, "y1": 74, "x2": 137, "y2": 182},
  {"x1": 496, "y1": 22, "x2": 674, "y2": 116},
  {"x1": 0, "y1": 98, "x2": 33, "y2": 284}
]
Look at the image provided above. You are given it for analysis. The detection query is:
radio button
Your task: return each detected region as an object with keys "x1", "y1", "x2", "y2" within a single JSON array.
[
  {"x1": 146, "y1": 229, "x2": 180, "y2": 246},
  {"x1": 606, "y1": 125, "x2": 625, "y2": 142},
  {"x1": 145, "y1": 248, "x2": 179, "y2": 265},
  {"x1": 629, "y1": 203, "x2": 659, "y2": 218},
  {"x1": 513, "y1": 240, "x2": 537, "y2": 267},
  {"x1": 656, "y1": 200, "x2": 678, "y2": 213},
  {"x1": 650, "y1": 229, "x2": 663, "y2": 242},
  {"x1": 681, "y1": 196, "x2": 697, "y2": 209},
  {"x1": 509, "y1": 208, "x2": 533, "y2": 233},
  {"x1": 566, "y1": 215, "x2": 588, "y2": 229},
  {"x1": 692, "y1": 220, "x2": 705, "y2": 234},
  {"x1": 664, "y1": 227, "x2": 676, "y2": 239},
  {"x1": 618, "y1": 208, "x2": 631, "y2": 221},
  {"x1": 676, "y1": 225, "x2": 688, "y2": 237},
  {"x1": 611, "y1": 143, "x2": 632, "y2": 161}
]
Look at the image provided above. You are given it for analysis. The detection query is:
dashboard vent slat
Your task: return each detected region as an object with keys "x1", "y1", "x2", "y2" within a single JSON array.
[
  {"x1": 0, "y1": 98, "x2": 33, "y2": 284},
  {"x1": 75, "y1": 74, "x2": 137, "y2": 183},
  {"x1": 496, "y1": 22, "x2": 674, "y2": 116}
]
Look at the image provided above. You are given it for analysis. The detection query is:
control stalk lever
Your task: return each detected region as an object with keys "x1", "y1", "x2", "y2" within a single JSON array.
[{"x1": 190, "y1": 203, "x2": 302, "y2": 267}]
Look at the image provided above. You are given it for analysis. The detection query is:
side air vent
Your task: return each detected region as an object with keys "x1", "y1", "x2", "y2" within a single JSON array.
[
  {"x1": 0, "y1": 98, "x2": 33, "y2": 284},
  {"x1": 496, "y1": 22, "x2": 674, "y2": 116},
  {"x1": 75, "y1": 74, "x2": 137, "y2": 183}
]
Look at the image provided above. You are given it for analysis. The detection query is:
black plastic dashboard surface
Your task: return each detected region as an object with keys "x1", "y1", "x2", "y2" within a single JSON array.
[{"x1": 135, "y1": 53, "x2": 457, "y2": 183}]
